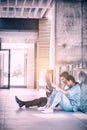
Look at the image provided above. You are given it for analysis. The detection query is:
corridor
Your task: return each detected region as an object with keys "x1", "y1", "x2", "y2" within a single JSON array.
[{"x1": 0, "y1": 88, "x2": 87, "y2": 130}]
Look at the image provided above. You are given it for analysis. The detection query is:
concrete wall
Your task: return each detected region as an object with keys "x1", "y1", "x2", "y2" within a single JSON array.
[
  {"x1": 55, "y1": 0, "x2": 87, "y2": 85},
  {"x1": 82, "y1": 1, "x2": 87, "y2": 63},
  {"x1": 55, "y1": 0, "x2": 82, "y2": 64}
]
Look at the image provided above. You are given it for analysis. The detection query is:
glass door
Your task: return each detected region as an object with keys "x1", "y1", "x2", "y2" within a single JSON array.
[
  {"x1": 0, "y1": 49, "x2": 10, "y2": 89},
  {"x1": 10, "y1": 49, "x2": 26, "y2": 87}
]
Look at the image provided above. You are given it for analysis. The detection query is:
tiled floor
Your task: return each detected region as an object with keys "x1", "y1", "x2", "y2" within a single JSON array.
[{"x1": 0, "y1": 88, "x2": 87, "y2": 130}]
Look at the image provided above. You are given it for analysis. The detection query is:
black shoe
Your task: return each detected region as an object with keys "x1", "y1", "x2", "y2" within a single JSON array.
[
  {"x1": 55, "y1": 103, "x2": 59, "y2": 107},
  {"x1": 15, "y1": 96, "x2": 24, "y2": 107},
  {"x1": 25, "y1": 103, "x2": 30, "y2": 108}
]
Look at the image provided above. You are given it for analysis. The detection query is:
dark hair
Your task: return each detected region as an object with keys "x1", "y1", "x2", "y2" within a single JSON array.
[
  {"x1": 66, "y1": 75, "x2": 76, "y2": 83},
  {"x1": 79, "y1": 71, "x2": 87, "y2": 83},
  {"x1": 60, "y1": 71, "x2": 69, "y2": 78}
]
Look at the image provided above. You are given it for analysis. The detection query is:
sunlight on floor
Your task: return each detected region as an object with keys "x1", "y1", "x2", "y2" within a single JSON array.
[{"x1": 32, "y1": 113, "x2": 70, "y2": 119}]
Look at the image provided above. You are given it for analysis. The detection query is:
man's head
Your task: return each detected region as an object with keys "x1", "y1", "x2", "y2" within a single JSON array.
[
  {"x1": 65, "y1": 75, "x2": 76, "y2": 87},
  {"x1": 60, "y1": 71, "x2": 69, "y2": 84}
]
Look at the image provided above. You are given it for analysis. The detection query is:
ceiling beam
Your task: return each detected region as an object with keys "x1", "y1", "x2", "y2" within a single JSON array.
[
  {"x1": 34, "y1": 8, "x2": 39, "y2": 17},
  {"x1": 32, "y1": 0, "x2": 35, "y2": 6},
  {"x1": 7, "y1": 0, "x2": 9, "y2": 17},
  {"x1": 0, "y1": 0, "x2": 54, "y2": 19},
  {"x1": 1, "y1": 5, "x2": 51, "y2": 9},
  {"x1": 41, "y1": 0, "x2": 53, "y2": 18},
  {"x1": 21, "y1": 0, "x2": 26, "y2": 17}
]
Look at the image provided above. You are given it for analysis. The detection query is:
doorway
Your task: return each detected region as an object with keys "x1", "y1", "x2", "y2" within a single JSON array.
[{"x1": 2, "y1": 42, "x2": 35, "y2": 88}]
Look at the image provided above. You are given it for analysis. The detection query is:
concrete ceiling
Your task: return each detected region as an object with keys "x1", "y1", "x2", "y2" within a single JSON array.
[{"x1": 0, "y1": 0, "x2": 54, "y2": 19}]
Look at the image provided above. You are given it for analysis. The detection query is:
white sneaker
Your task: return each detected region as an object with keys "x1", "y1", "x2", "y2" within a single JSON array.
[
  {"x1": 42, "y1": 108, "x2": 53, "y2": 113},
  {"x1": 37, "y1": 106, "x2": 47, "y2": 111}
]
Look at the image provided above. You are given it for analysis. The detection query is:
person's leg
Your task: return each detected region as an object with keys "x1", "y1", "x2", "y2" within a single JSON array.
[
  {"x1": 50, "y1": 92, "x2": 73, "y2": 111},
  {"x1": 15, "y1": 96, "x2": 24, "y2": 107},
  {"x1": 43, "y1": 91, "x2": 73, "y2": 113},
  {"x1": 59, "y1": 94, "x2": 73, "y2": 112},
  {"x1": 37, "y1": 89, "x2": 59, "y2": 111},
  {"x1": 42, "y1": 91, "x2": 62, "y2": 113},
  {"x1": 15, "y1": 96, "x2": 47, "y2": 108},
  {"x1": 47, "y1": 89, "x2": 58, "y2": 106},
  {"x1": 27, "y1": 97, "x2": 47, "y2": 107}
]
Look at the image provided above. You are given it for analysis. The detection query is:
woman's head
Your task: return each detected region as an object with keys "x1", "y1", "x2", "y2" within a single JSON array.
[{"x1": 79, "y1": 71, "x2": 87, "y2": 83}]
